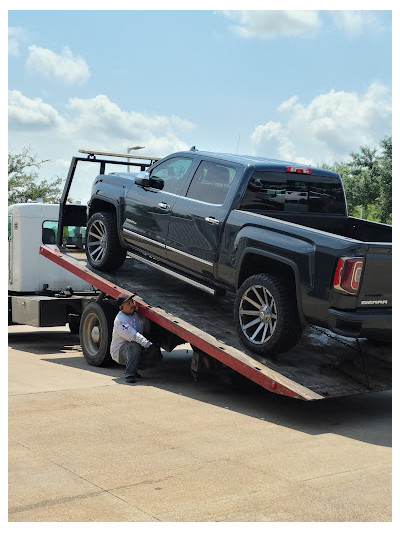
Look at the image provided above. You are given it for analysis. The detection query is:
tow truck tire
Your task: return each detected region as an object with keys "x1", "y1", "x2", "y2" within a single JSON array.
[
  {"x1": 80, "y1": 301, "x2": 118, "y2": 366},
  {"x1": 85, "y1": 211, "x2": 126, "y2": 272},
  {"x1": 234, "y1": 273, "x2": 302, "y2": 356}
]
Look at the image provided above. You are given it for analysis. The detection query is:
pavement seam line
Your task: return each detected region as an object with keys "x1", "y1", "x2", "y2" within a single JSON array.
[
  {"x1": 8, "y1": 384, "x2": 117, "y2": 397},
  {"x1": 295, "y1": 466, "x2": 367, "y2": 483},
  {"x1": 10, "y1": 440, "x2": 161, "y2": 522},
  {"x1": 9, "y1": 491, "x2": 103, "y2": 515}
]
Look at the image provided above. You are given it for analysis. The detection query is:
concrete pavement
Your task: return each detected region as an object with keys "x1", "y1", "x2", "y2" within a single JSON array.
[{"x1": 8, "y1": 325, "x2": 392, "y2": 522}]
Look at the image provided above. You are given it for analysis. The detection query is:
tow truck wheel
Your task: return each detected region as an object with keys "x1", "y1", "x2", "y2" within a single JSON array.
[
  {"x1": 80, "y1": 301, "x2": 117, "y2": 366},
  {"x1": 234, "y1": 273, "x2": 302, "y2": 356},
  {"x1": 85, "y1": 211, "x2": 126, "y2": 272}
]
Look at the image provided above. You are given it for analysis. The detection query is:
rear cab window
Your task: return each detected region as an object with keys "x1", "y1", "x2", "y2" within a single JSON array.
[
  {"x1": 185, "y1": 160, "x2": 237, "y2": 204},
  {"x1": 240, "y1": 171, "x2": 346, "y2": 214}
]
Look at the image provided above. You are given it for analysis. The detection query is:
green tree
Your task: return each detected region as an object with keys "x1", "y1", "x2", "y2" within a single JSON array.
[
  {"x1": 324, "y1": 135, "x2": 392, "y2": 224},
  {"x1": 376, "y1": 135, "x2": 392, "y2": 224},
  {"x1": 8, "y1": 147, "x2": 63, "y2": 205}
]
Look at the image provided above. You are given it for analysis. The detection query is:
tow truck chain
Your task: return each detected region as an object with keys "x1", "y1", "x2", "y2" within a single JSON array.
[
  {"x1": 310, "y1": 325, "x2": 357, "y2": 351},
  {"x1": 310, "y1": 325, "x2": 372, "y2": 389}
]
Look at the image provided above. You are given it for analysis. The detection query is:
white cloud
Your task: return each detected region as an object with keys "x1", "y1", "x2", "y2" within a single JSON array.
[
  {"x1": 8, "y1": 91, "x2": 195, "y2": 187},
  {"x1": 67, "y1": 95, "x2": 193, "y2": 136},
  {"x1": 221, "y1": 10, "x2": 385, "y2": 39},
  {"x1": 329, "y1": 10, "x2": 382, "y2": 35},
  {"x1": 65, "y1": 95, "x2": 195, "y2": 154},
  {"x1": 251, "y1": 82, "x2": 392, "y2": 165},
  {"x1": 222, "y1": 10, "x2": 321, "y2": 39},
  {"x1": 8, "y1": 27, "x2": 25, "y2": 56},
  {"x1": 26, "y1": 45, "x2": 90, "y2": 85},
  {"x1": 8, "y1": 90, "x2": 64, "y2": 130}
]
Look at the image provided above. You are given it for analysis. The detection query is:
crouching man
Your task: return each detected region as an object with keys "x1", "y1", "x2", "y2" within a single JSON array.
[{"x1": 110, "y1": 293, "x2": 152, "y2": 384}]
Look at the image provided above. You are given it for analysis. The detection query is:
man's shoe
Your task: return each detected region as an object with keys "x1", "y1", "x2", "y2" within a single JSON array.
[
  {"x1": 135, "y1": 372, "x2": 142, "y2": 378},
  {"x1": 125, "y1": 376, "x2": 136, "y2": 383}
]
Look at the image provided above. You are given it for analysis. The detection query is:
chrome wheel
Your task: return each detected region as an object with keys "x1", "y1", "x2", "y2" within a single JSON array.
[
  {"x1": 85, "y1": 212, "x2": 127, "y2": 272},
  {"x1": 87, "y1": 219, "x2": 107, "y2": 264},
  {"x1": 239, "y1": 284, "x2": 277, "y2": 345}
]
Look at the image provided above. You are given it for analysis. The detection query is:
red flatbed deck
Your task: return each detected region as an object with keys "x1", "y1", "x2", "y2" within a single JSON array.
[{"x1": 40, "y1": 244, "x2": 392, "y2": 401}]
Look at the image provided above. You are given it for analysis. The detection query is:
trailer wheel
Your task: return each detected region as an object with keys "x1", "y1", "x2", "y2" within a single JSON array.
[
  {"x1": 85, "y1": 211, "x2": 126, "y2": 272},
  {"x1": 80, "y1": 301, "x2": 117, "y2": 366},
  {"x1": 234, "y1": 273, "x2": 302, "y2": 356}
]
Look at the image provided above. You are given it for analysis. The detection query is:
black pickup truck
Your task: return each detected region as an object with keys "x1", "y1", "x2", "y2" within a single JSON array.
[{"x1": 84, "y1": 149, "x2": 392, "y2": 356}]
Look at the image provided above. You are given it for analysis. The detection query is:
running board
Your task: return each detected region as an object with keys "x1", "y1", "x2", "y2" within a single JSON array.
[{"x1": 126, "y1": 252, "x2": 217, "y2": 295}]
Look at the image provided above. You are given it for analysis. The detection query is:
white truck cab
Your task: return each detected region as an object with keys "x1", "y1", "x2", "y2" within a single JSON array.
[
  {"x1": 8, "y1": 202, "x2": 92, "y2": 329},
  {"x1": 8, "y1": 202, "x2": 90, "y2": 293}
]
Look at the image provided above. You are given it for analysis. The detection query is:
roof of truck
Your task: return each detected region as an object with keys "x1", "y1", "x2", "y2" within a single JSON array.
[{"x1": 173, "y1": 150, "x2": 340, "y2": 177}]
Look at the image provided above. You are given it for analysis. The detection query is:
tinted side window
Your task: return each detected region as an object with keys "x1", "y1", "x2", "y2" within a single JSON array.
[
  {"x1": 186, "y1": 161, "x2": 236, "y2": 204},
  {"x1": 240, "y1": 172, "x2": 346, "y2": 214},
  {"x1": 150, "y1": 157, "x2": 193, "y2": 194}
]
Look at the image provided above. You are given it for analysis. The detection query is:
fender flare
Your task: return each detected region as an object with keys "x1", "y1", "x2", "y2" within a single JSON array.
[
  {"x1": 235, "y1": 247, "x2": 306, "y2": 324},
  {"x1": 89, "y1": 193, "x2": 125, "y2": 246}
]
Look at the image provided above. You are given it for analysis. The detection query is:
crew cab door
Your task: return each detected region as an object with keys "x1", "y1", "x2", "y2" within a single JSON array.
[
  {"x1": 123, "y1": 156, "x2": 196, "y2": 258},
  {"x1": 166, "y1": 159, "x2": 241, "y2": 281}
]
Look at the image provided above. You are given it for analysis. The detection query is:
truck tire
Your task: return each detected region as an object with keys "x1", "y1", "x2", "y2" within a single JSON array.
[
  {"x1": 234, "y1": 273, "x2": 302, "y2": 356},
  {"x1": 85, "y1": 211, "x2": 126, "y2": 272},
  {"x1": 80, "y1": 301, "x2": 117, "y2": 366}
]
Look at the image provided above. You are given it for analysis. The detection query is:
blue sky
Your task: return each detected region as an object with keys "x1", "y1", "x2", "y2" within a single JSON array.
[{"x1": 8, "y1": 8, "x2": 392, "y2": 189}]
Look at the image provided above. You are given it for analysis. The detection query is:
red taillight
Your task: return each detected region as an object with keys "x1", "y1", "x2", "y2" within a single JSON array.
[
  {"x1": 286, "y1": 166, "x2": 312, "y2": 174},
  {"x1": 333, "y1": 257, "x2": 364, "y2": 295}
]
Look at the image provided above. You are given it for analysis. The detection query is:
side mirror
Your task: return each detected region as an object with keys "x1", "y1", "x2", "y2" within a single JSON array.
[
  {"x1": 134, "y1": 171, "x2": 164, "y2": 190},
  {"x1": 134, "y1": 171, "x2": 151, "y2": 187},
  {"x1": 149, "y1": 177, "x2": 164, "y2": 190}
]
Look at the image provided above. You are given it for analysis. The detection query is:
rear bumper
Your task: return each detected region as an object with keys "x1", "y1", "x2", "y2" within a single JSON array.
[{"x1": 328, "y1": 307, "x2": 392, "y2": 341}]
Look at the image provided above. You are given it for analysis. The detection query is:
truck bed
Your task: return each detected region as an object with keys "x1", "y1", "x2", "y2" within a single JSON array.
[
  {"x1": 256, "y1": 212, "x2": 392, "y2": 242},
  {"x1": 40, "y1": 246, "x2": 392, "y2": 400}
]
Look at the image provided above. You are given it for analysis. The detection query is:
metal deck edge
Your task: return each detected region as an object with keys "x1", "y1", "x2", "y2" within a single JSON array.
[{"x1": 39, "y1": 245, "x2": 323, "y2": 400}]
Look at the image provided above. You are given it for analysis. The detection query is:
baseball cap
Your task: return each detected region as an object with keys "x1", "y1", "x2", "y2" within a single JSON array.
[{"x1": 116, "y1": 293, "x2": 135, "y2": 308}]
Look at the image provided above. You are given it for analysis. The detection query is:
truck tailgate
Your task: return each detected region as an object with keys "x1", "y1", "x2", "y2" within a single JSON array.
[{"x1": 358, "y1": 244, "x2": 392, "y2": 308}]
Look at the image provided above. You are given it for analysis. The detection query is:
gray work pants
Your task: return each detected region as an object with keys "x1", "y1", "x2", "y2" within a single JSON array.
[{"x1": 119, "y1": 342, "x2": 143, "y2": 379}]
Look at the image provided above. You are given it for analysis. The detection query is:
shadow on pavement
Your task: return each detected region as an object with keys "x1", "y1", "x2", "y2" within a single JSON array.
[{"x1": 9, "y1": 329, "x2": 392, "y2": 448}]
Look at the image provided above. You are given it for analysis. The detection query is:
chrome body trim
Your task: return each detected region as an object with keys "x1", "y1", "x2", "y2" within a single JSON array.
[
  {"x1": 126, "y1": 252, "x2": 216, "y2": 295},
  {"x1": 123, "y1": 228, "x2": 214, "y2": 267}
]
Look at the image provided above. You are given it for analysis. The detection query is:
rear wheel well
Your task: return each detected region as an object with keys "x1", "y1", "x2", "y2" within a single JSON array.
[
  {"x1": 236, "y1": 254, "x2": 305, "y2": 347},
  {"x1": 237, "y1": 252, "x2": 305, "y2": 325},
  {"x1": 238, "y1": 253, "x2": 297, "y2": 292},
  {"x1": 237, "y1": 253, "x2": 304, "y2": 322}
]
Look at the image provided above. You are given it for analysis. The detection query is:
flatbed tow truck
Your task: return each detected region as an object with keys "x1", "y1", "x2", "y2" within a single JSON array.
[
  {"x1": 22, "y1": 148, "x2": 388, "y2": 402},
  {"x1": 37, "y1": 244, "x2": 391, "y2": 401}
]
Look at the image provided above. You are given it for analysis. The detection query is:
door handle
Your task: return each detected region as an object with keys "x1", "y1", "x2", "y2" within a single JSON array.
[
  {"x1": 205, "y1": 216, "x2": 220, "y2": 225},
  {"x1": 158, "y1": 202, "x2": 170, "y2": 210}
]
